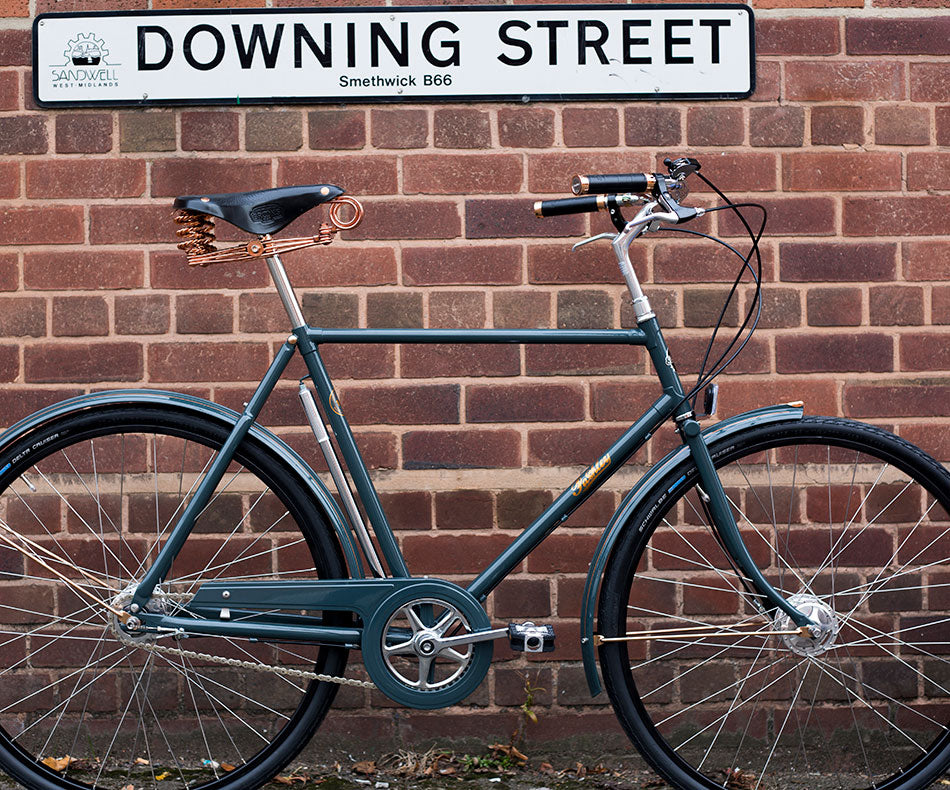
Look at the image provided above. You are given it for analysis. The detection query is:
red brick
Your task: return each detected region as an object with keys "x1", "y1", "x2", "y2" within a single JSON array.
[
  {"x1": 26, "y1": 159, "x2": 145, "y2": 198},
  {"x1": 401, "y1": 345, "x2": 519, "y2": 378},
  {"x1": 786, "y1": 62, "x2": 904, "y2": 101},
  {"x1": 937, "y1": 106, "x2": 950, "y2": 147},
  {"x1": 434, "y1": 490, "x2": 493, "y2": 530},
  {"x1": 0, "y1": 116, "x2": 47, "y2": 154},
  {"x1": 528, "y1": 242, "x2": 629, "y2": 284},
  {"x1": 780, "y1": 242, "x2": 895, "y2": 282},
  {"x1": 403, "y1": 429, "x2": 520, "y2": 469},
  {"x1": 402, "y1": 532, "x2": 513, "y2": 576},
  {"x1": 527, "y1": 152, "x2": 650, "y2": 194},
  {"x1": 37, "y1": 0, "x2": 145, "y2": 7},
  {"x1": 434, "y1": 108, "x2": 490, "y2": 149},
  {"x1": 245, "y1": 110, "x2": 302, "y2": 152},
  {"x1": 0, "y1": 206, "x2": 83, "y2": 245},
  {"x1": 0, "y1": 345, "x2": 16, "y2": 382},
  {"x1": 89, "y1": 205, "x2": 172, "y2": 245},
  {"x1": 284, "y1": 246, "x2": 396, "y2": 287},
  {"x1": 683, "y1": 286, "x2": 740, "y2": 327},
  {"x1": 151, "y1": 158, "x2": 271, "y2": 197},
  {"x1": 378, "y1": 491, "x2": 431, "y2": 531},
  {"x1": 497, "y1": 490, "x2": 553, "y2": 530},
  {"x1": 403, "y1": 154, "x2": 522, "y2": 194},
  {"x1": 810, "y1": 105, "x2": 865, "y2": 146},
  {"x1": 934, "y1": 286, "x2": 950, "y2": 323},
  {"x1": 847, "y1": 17, "x2": 950, "y2": 55},
  {"x1": 783, "y1": 152, "x2": 901, "y2": 192},
  {"x1": 150, "y1": 250, "x2": 268, "y2": 289},
  {"x1": 429, "y1": 291, "x2": 485, "y2": 329},
  {"x1": 666, "y1": 334, "x2": 769, "y2": 376},
  {"x1": 591, "y1": 381, "x2": 669, "y2": 422},
  {"x1": 556, "y1": 290, "x2": 612, "y2": 328},
  {"x1": 844, "y1": 197, "x2": 950, "y2": 237},
  {"x1": 686, "y1": 107, "x2": 744, "y2": 146},
  {"x1": 498, "y1": 107, "x2": 555, "y2": 148},
  {"x1": 119, "y1": 112, "x2": 175, "y2": 152},
  {"x1": 910, "y1": 62, "x2": 950, "y2": 102},
  {"x1": 527, "y1": 533, "x2": 601, "y2": 574},
  {"x1": 181, "y1": 111, "x2": 239, "y2": 151},
  {"x1": 0, "y1": 297, "x2": 44, "y2": 337},
  {"x1": 148, "y1": 342, "x2": 269, "y2": 382},
  {"x1": 806, "y1": 287, "x2": 862, "y2": 326},
  {"x1": 719, "y1": 197, "x2": 836, "y2": 237},
  {"x1": 0, "y1": 388, "x2": 84, "y2": 426},
  {"x1": 278, "y1": 155, "x2": 398, "y2": 195},
  {"x1": 687, "y1": 152, "x2": 777, "y2": 192},
  {"x1": 403, "y1": 245, "x2": 521, "y2": 286},
  {"x1": 467, "y1": 383, "x2": 584, "y2": 423},
  {"x1": 528, "y1": 426, "x2": 625, "y2": 466},
  {"x1": 562, "y1": 107, "x2": 618, "y2": 148},
  {"x1": 0, "y1": 29, "x2": 30, "y2": 65},
  {"x1": 347, "y1": 199, "x2": 460, "y2": 240},
  {"x1": 655, "y1": 240, "x2": 774, "y2": 284},
  {"x1": 904, "y1": 241, "x2": 950, "y2": 281},
  {"x1": 0, "y1": 70, "x2": 17, "y2": 111},
  {"x1": 466, "y1": 198, "x2": 583, "y2": 239},
  {"x1": 908, "y1": 153, "x2": 950, "y2": 192},
  {"x1": 493, "y1": 291, "x2": 551, "y2": 328},
  {"x1": 874, "y1": 105, "x2": 931, "y2": 146},
  {"x1": 749, "y1": 106, "x2": 804, "y2": 147},
  {"x1": 757, "y1": 18, "x2": 840, "y2": 55},
  {"x1": 176, "y1": 293, "x2": 233, "y2": 334},
  {"x1": 751, "y1": 60, "x2": 780, "y2": 102},
  {"x1": 365, "y1": 292, "x2": 420, "y2": 328},
  {"x1": 52, "y1": 296, "x2": 108, "y2": 337},
  {"x1": 370, "y1": 109, "x2": 427, "y2": 148},
  {"x1": 25, "y1": 342, "x2": 142, "y2": 383},
  {"x1": 321, "y1": 344, "x2": 395, "y2": 380},
  {"x1": 525, "y1": 345, "x2": 641, "y2": 376},
  {"x1": 901, "y1": 333, "x2": 950, "y2": 372},
  {"x1": 54, "y1": 113, "x2": 112, "y2": 153},
  {"x1": 0, "y1": 161, "x2": 18, "y2": 198},
  {"x1": 870, "y1": 285, "x2": 923, "y2": 326},
  {"x1": 0, "y1": 252, "x2": 17, "y2": 291},
  {"x1": 308, "y1": 109, "x2": 365, "y2": 149},
  {"x1": 337, "y1": 384, "x2": 459, "y2": 425},
  {"x1": 724, "y1": 378, "x2": 839, "y2": 418},
  {"x1": 23, "y1": 250, "x2": 144, "y2": 290},
  {"x1": 115, "y1": 294, "x2": 169, "y2": 335},
  {"x1": 624, "y1": 105, "x2": 681, "y2": 146},
  {"x1": 776, "y1": 334, "x2": 893, "y2": 373}
]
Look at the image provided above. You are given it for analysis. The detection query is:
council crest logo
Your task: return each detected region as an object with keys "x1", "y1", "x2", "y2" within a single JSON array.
[{"x1": 50, "y1": 31, "x2": 120, "y2": 91}]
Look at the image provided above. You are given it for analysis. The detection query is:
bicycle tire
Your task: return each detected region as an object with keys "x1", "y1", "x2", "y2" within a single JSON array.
[
  {"x1": 0, "y1": 405, "x2": 350, "y2": 790},
  {"x1": 598, "y1": 416, "x2": 950, "y2": 790}
]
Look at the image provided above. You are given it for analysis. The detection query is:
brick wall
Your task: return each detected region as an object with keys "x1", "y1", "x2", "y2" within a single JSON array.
[{"x1": 0, "y1": 0, "x2": 948, "y2": 746}]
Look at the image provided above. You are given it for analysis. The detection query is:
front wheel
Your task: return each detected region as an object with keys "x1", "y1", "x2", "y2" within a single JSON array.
[
  {"x1": 598, "y1": 417, "x2": 950, "y2": 790},
  {"x1": 0, "y1": 405, "x2": 351, "y2": 790}
]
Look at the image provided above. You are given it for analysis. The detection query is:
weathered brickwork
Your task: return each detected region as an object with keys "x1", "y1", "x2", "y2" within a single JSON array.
[{"x1": 0, "y1": 0, "x2": 948, "y2": 746}]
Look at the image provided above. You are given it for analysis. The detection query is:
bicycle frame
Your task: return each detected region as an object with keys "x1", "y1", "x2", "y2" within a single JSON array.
[{"x1": 127, "y1": 247, "x2": 815, "y2": 642}]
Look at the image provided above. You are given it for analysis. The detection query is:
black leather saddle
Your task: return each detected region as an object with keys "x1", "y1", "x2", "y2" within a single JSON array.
[{"x1": 174, "y1": 184, "x2": 345, "y2": 236}]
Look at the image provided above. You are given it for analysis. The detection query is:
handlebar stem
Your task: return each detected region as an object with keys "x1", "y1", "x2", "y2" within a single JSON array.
[{"x1": 612, "y1": 202, "x2": 672, "y2": 324}]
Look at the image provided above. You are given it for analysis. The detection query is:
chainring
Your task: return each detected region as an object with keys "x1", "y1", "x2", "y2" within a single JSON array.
[{"x1": 362, "y1": 580, "x2": 492, "y2": 709}]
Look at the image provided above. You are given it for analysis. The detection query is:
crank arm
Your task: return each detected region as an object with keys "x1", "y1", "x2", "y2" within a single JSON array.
[{"x1": 434, "y1": 627, "x2": 508, "y2": 651}]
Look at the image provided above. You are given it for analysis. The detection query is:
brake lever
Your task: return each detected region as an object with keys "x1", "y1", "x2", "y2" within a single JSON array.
[{"x1": 572, "y1": 232, "x2": 617, "y2": 252}]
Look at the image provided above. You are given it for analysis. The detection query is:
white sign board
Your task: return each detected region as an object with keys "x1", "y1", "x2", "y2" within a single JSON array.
[{"x1": 34, "y1": 5, "x2": 754, "y2": 107}]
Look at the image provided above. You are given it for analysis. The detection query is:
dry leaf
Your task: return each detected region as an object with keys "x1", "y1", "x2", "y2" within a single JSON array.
[
  {"x1": 275, "y1": 775, "x2": 308, "y2": 785},
  {"x1": 135, "y1": 757, "x2": 150, "y2": 765},
  {"x1": 155, "y1": 771, "x2": 170, "y2": 780},
  {"x1": 41, "y1": 756, "x2": 76, "y2": 772},
  {"x1": 353, "y1": 760, "x2": 376, "y2": 775},
  {"x1": 575, "y1": 761, "x2": 587, "y2": 777},
  {"x1": 539, "y1": 761, "x2": 554, "y2": 773},
  {"x1": 220, "y1": 762, "x2": 236, "y2": 772},
  {"x1": 121, "y1": 785, "x2": 135, "y2": 790}
]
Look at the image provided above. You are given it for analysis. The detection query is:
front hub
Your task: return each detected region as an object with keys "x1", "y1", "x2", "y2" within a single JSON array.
[{"x1": 775, "y1": 593, "x2": 839, "y2": 657}]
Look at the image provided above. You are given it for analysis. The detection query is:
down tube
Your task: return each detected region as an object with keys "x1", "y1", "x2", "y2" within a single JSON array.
[{"x1": 468, "y1": 392, "x2": 678, "y2": 602}]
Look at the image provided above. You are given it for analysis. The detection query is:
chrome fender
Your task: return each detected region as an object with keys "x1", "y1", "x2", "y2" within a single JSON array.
[
  {"x1": 580, "y1": 403, "x2": 804, "y2": 696},
  {"x1": 0, "y1": 389, "x2": 364, "y2": 578}
]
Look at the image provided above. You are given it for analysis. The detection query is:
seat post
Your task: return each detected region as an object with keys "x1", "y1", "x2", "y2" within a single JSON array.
[{"x1": 262, "y1": 237, "x2": 306, "y2": 330}]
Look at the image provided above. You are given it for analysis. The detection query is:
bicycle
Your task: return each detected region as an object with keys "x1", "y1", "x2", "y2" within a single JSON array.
[{"x1": 0, "y1": 156, "x2": 947, "y2": 790}]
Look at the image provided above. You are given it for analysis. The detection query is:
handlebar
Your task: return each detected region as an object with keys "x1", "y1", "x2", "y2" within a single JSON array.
[
  {"x1": 572, "y1": 173, "x2": 655, "y2": 195},
  {"x1": 533, "y1": 195, "x2": 605, "y2": 218}
]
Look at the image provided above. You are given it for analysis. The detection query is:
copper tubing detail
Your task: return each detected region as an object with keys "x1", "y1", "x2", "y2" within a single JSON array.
[
  {"x1": 177, "y1": 196, "x2": 365, "y2": 267},
  {"x1": 571, "y1": 174, "x2": 590, "y2": 195}
]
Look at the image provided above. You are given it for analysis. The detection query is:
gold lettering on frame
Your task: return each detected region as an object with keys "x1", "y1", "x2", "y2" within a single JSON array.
[{"x1": 571, "y1": 453, "x2": 611, "y2": 496}]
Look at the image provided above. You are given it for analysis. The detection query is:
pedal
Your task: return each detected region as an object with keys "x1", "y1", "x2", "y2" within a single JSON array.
[{"x1": 507, "y1": 622, "x2": 555, "y2": 653}]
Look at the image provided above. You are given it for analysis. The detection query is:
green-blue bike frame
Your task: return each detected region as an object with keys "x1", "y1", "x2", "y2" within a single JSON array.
[{"x1": 121, "y1": 311, "x2": 813, "y2": 673}]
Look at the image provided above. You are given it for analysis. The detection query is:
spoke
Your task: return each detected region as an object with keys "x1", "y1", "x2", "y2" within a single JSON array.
[
  {"x1": 384, "y1": 640, "x2": 417, "y2": 657},
  {"x1": 404, "y1": 605, "x2": 427, "y2": 634},
  {"x1": 441, "y1": 647, "x2": 470, "y2": 664},
  {"x1": 416, "y1": 655, "x2": 434, "y2": 690},
  {"x1": 754, "y1": 662, "x2": 810, "y2": 790}
]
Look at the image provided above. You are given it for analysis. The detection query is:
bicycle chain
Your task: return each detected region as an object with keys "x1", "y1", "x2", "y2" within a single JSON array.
[{"x1": 132, "y1": 636, "x2": 376, "y2": 689}]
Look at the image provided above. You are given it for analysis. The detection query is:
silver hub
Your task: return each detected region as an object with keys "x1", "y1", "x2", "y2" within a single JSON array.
[
  {"x1": 110, "y1": 583, "x2": 177, "y2": 644},
  {"x1": 775, "y1": 593, "x2": 839, "y2": 656}
]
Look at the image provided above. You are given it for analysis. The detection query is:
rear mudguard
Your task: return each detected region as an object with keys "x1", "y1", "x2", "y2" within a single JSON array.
[
  {"x1": 580, "y1": 403, "x2": 804, "y2": 696},
  {"x1": 0, "y1": 389, "x2": 365, "y2": 578}
]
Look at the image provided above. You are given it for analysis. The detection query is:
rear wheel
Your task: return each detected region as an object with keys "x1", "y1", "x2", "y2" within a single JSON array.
[
  {"x1": 0, "y1": 406, "x2": 351, "y2": 790},
  {"x1": 599, "y1": 417, "x2": 950, "y2": 789}
]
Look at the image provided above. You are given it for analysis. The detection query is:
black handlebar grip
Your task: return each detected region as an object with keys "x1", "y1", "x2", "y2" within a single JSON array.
[
  {"x1": 534, "y1": 195, "x2": 605, "y2": 218},
  {"x1": 571, "y1": 173, "x2": 655, "y2": 195}
]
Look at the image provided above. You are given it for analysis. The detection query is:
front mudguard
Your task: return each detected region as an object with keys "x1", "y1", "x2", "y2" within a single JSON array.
[
  {"x1": 579, "y1": 403, "x2": 804, "y2": 696},
  {"x1": 0, "y1": 388, "x2": 365, "y2": 578}
]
